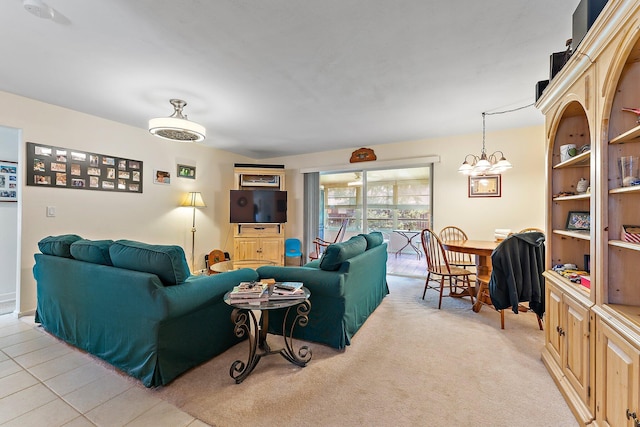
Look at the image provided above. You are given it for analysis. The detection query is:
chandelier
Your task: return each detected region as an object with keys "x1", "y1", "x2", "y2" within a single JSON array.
[{"x1": 458, "y1": 112, "x2": 512, "y2": 176}]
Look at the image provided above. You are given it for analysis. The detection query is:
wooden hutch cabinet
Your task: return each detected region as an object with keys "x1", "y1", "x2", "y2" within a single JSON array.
[
  {"x1": 232, "y1": 165, "x2": 286, "y2": 269},
  {"x1": 536, "y1": 1, "x2": 640, "y2": 425}
]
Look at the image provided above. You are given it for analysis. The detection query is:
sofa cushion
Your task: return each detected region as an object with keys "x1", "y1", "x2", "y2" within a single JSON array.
[
  {"x1": 319, "y1": 235, "x2": 367, "y2": 271},
  {"x1": 109, "y1": 240, "x2": 190, "y2": 286},
  {"x1": 70, "y1": 239, "x2": 114, "y2": 265},
  {"x1": 38, "y1": 234, "x2": 83, "y2": 258},
  {"x1": 359, "y1": 232, "x2": 384, "y2": 250}
]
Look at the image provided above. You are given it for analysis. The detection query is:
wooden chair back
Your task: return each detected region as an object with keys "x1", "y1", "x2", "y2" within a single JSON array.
[
  {"x1": 206, "y1": 249, "x2": 226, "y2": 274},
  {"x1": 439, "y1": 226, "x2": 473, "y2": 267},
  {"x1": 518, "y1": 227, "x2": 544, "y2": 234},
  {"x1": 421, "y1": 228, "x2": 451, "y2": 276}
]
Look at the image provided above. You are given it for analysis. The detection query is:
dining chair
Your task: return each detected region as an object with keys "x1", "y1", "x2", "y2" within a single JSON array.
[
  {"x1": 421, "y1": 228, "x2": 475, "y2": 309},
  {"x1": 519, "y1": 227, "x2": 544, "y2": 234},
  {"x1": 309, "y1": 217, "x2": 350, "y2": 261},
  {"x1": 438, "y1": 226, "x2": 475, "y2": 269},
  {"x1": 476, "y1": 232, "x2": 544, "y2": 330}
]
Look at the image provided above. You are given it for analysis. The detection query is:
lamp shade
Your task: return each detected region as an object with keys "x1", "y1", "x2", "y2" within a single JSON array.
[
  {"x1": 149, "y1": 117, "x2": 206, "y2": 142},
  {"x1": 180, "y1": 192, "x2": 206, "y2": 207}
]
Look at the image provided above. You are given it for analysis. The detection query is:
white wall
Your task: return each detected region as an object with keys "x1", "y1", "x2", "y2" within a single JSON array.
[
  {"x1": 1, "y1": 89, "x2": 546, "y2": 315},
  {"x1": 0, "y1": 90, "x2": 253, "y2": 315},
  {"x1": 264, "y1": 125, "x2": 546, "y2": 242},
  {"x1": 0, "y1": 126, "x2": 19, "y2": 308}
]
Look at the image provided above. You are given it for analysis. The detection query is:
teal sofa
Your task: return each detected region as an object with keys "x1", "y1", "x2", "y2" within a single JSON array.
[
  {"x1": 33, "y1": 235, "x2": 258, "y2": 387},
  {"x1": 257, "y1": 232, "x2": 389, "y2": 349}
]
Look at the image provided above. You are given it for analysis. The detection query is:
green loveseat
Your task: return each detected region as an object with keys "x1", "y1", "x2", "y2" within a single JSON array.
[
  {"x1": 33, "y1": 235, "x2": 258, "y2": 387},
  {"x1": 256, "y1": 232, "x2": 389, "y2": 349}
]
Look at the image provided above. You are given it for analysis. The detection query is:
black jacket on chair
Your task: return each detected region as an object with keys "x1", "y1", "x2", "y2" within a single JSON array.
[{"x1": 488, "y1": 232, "x2": 545, "y2": 317}]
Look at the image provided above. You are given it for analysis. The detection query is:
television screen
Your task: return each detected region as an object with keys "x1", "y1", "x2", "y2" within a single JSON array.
[{"x1": 230, "y1": 190, "x2": 287, "y2": 223}]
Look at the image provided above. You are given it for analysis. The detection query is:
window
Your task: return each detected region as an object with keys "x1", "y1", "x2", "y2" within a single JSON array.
[{"x1": 319, "y1": 167, "x2": 431, "y2": 240}]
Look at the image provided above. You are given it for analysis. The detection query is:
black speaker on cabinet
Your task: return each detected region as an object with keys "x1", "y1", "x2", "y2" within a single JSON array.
[
  {"x1": 550, "y1": 50, "x2": 571, "y2": 80},
  {"x1": 571, "y1": 0, "x2": 609, "y2": 51},
  {"x1": 536, "y1": 80, "x2": 550, "y2": 102}
]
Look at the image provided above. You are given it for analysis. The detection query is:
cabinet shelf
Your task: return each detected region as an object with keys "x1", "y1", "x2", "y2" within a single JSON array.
[
  {"x1": 609, "y1": 185, "x2": 640, "y2": 194},
  {"x1": 544, "y1": 270, "x2": 591, "y2": 297},
  {"x1": 609, "y1": 124, "x2": 640, "y2": 145},
  {"x1": 552, "y1": 229, "x2": 591, "y2": 240},
  {"x1": 609, "y1": 239, "x2": 640, "y2": 251},
  {"x1": 553, "y1": 150, "x2": 591, "y2": 169},
  {"x1": 553, "y1": 193, "x2": 591, "y2": 201},
  {"x1": 604, "y1": 304, "x2": 640, "y2": 332}
]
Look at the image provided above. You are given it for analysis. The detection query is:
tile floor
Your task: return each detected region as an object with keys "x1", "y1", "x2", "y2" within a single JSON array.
[{"x1": 0, "y1": 314, "x2": 209, "y2": 427}]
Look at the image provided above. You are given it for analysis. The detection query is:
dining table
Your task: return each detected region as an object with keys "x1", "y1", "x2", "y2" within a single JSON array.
[{"x1": 440, "y1": 239, "x2": 500, "y2": 312}]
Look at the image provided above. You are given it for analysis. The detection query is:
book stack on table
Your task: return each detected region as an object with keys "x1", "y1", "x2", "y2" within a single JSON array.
[
  {"x1": 270, "y1": 282, "x2": 305, "y2": 300},
  {"x1": 228, "y1": 282, "x2": 270, "y2": 303}
]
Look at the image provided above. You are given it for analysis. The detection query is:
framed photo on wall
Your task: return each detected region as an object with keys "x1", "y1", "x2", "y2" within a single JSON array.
[
  {"x1": 0, "y1": 160, "x2": 18, "y2": 202},
  {"x1": 154, "y1": 169, "x2": 171, "y2": 185},
  {"x1": 468, "y1": 175, "x2": 501, "y2": 198},
  {"x1": 177, "y1": 164, "x2": 196, "y2": 179}
]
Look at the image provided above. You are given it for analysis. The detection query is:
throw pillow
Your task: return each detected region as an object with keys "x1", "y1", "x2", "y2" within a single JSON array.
[
  {"x1": 359, "y1": 231, "x2": 384, "y2": 250},
  {"x1": 109, "y1": 240, "x2": 190, "y2": 286},
  {"x1": 319, "y1": 235, "x2": 367, "y2": 271},
  {"x1": 70, "y1": 239, "x2": 114, "y2": 265},
  {"x1": 38, "y1": 234, "x2": 83, "y2": 258}
]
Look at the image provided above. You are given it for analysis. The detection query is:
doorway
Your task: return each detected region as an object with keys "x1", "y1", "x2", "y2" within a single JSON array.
[
  {"x1": 318, "y1": 166, "x2": 432, "y2": 277},
  {"x1": 0, "y1": 126, "x2": 20, "y2": 315}
]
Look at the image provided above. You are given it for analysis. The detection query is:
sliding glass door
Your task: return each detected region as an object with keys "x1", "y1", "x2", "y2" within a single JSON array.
[{"x1": 318, "y1": 166, "x2": 432, "y2": 247}]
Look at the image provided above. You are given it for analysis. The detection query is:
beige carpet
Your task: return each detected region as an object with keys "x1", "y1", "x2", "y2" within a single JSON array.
[{"x1": 145, "y1": 276, "x2": 576, "y2": 427}]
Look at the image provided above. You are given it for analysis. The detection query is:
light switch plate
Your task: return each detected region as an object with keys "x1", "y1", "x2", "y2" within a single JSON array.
[{"x1": 46, "y1": 206, "x2": 56, "y2": 217}]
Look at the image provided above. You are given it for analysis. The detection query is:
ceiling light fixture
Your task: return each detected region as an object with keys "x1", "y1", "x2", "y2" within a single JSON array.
[
  {"x1": 458, "y1": 103, "x2": 533, "y2": 176},
  {"x1": 23, "y1": 0, "x2": 54, "y2": 19},
  {"x1": 347, "y1": 173, "x2": 363, "y2": 186},
  {"x1": 149, "y1": 99, "x2": 206, "y2": 142}
]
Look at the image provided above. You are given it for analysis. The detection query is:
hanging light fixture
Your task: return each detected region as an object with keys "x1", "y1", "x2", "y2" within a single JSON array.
[
  {"x1": 458, "y1": 112, "x2": 512, "y2": 176},
  {"x1": 149, "y1": 99, "x2": 206, "y2": 142}
]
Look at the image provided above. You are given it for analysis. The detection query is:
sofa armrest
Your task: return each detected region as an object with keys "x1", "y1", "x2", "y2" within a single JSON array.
[
  {"x1": 256, "y1": 266, "x2": 344, "y2": 298},
  {"x1": 158, "y1": 268, "x2": 258, "y2": 319}
]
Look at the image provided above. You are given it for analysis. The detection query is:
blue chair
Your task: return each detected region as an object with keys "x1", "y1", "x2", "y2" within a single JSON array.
[{"x1": 285, "y1": 238, "x2": 303, "y2": 266}]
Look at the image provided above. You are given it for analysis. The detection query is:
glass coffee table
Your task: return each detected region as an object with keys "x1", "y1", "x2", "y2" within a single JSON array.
[
  {"x1": 211, "y1": 259, "x2": 276, "y2": 274},
  {"x1": 223, "y1": 287, "x2": 312, "y2": 384}
]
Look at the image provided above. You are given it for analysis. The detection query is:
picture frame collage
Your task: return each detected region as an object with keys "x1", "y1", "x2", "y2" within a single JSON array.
[
  {"x1": 26, "y1": 142, "x2": 143, "y2": 193},
  {"x1": 0, "y1": 160, "x2": 18, "y2": 202}
]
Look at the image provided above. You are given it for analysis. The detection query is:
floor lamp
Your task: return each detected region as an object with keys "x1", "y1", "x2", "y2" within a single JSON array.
[{"x1": 180, "y1": 192, "x2": 206, "y2": 271}]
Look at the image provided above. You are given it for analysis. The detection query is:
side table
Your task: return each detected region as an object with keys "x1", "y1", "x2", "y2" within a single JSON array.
[{"x1": 223, "y1": 287, "x2": 312, "y2": 383}]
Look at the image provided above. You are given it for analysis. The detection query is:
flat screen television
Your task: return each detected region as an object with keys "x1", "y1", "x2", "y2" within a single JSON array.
[{"x1": 230, "y1": 190, "x2": 287, "y2": 223}]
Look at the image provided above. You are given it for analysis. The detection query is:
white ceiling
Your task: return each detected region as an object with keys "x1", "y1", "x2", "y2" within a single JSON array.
[{"x1": 0, "y1": 0, "x2": 580, "y2": 158}]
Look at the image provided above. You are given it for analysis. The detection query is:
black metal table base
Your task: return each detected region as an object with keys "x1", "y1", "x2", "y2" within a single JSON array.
[{"x1": 229, "y1": 300, "x2": 312, "y2": 384}]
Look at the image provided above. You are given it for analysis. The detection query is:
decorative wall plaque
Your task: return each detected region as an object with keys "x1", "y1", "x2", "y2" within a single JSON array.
[{"x1": 350, "y1": 147, "x2": 377, "y2": 163}]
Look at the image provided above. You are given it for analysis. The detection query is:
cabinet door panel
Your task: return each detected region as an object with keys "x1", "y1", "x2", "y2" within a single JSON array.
[
  {"x1": 564, "y1": 296, "x2": 590, "y2": 403},
  {"x1": 597, "y1": 320, "x2": 640, "y2": 427},
  {"x1": 235, "y1": 239, "x2": 260, "y2": 260},
  {"x1": 546, "y1": 284, "x2": 563, "y2": 365},
  {"x1": 260, "y1": 238, "x2": 283, "y2": 263}
]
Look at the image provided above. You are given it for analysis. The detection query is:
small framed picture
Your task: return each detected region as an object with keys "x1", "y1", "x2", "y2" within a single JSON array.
[
  {"x1": 0, "y1": 160, "x2": 18, "y2": 202},
  {"x1": 468, "y1": 175, "x2": 501, "y2": 198},
  {"x1": 177, "y1": 164, "x2": 196, "y2": 179},
  {"x1": 566, "y1": 211, "x2": 590, "y2": 231},
  {"x1": 154, "y1": 169, "x2": 171, "y2": 185}
]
